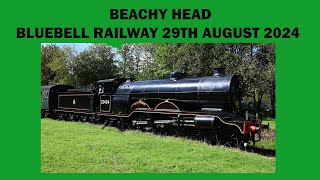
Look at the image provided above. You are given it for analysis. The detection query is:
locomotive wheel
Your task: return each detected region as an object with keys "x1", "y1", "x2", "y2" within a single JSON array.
[
  {"x1": 132, "y1": 113, "x2": 154, "y2": 130},
  {"x1": 58, "y1": 113, "x2": 64, "y2": 121},
  {"x1": 120, "y1": 117, "x2": 132, "y2": 130},
  {"x1": 211, "y1": 126, "x2": 243, "y2": 147}
]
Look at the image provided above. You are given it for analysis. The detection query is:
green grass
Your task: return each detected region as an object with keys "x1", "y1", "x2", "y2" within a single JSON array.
[
  {"x1": 41, "y1": 118, "x2": 275, "y2": 173},
  {"x1": 255, "y1": 139, "x2": 276, "y2": 150},
  {"x1": 263, "y1": 118, "x2": 276, "y2": 130},
  {"x1": 255, "y1": 118, "x2": 276, "y2": 150}
]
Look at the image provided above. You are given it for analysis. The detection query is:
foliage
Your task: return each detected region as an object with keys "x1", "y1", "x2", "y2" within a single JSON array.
[
  {"x1": 41, "y1": 44, "x2": 70, "y2": 85},
  {"x1": 41, "y1": 119, "x2": 275, "y2": 173},
  {"x1": 118, "y1": 43, "x2": 161, "y2": 80},
  {"x1": 70, "y1": 44, "x2": 117, "y2": 87}
]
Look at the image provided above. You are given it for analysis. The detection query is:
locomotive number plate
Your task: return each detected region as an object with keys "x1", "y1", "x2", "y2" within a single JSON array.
[{"x1": 100, "y1": 95, "x2": 111, "y2": 112}]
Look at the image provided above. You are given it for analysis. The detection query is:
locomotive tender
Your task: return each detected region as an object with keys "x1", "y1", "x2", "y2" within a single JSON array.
[{"x1": 41, "y1": 68, "x2": 261, "y2": 146}]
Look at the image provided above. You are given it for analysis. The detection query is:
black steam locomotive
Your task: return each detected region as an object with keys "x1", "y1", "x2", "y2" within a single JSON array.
[{"x1": 41, "y1": 68, "x2": 261, "y2": 146}]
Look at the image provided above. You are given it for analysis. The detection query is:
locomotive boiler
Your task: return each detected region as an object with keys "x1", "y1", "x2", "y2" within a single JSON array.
[{"x1": 110, "y1": 67, "x2": 242, "y2": 114}]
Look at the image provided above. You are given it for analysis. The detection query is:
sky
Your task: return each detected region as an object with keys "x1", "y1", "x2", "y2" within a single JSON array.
[
  {"x1": 41, "y1": 43, "x2": 124, "y2": 60},
  {"x1": 41, "y1": 43, "x2": 91, "y2": 53}
]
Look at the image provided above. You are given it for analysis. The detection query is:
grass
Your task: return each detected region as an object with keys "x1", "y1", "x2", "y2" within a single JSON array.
[
  {"x1": 255, "y1": 139, "x2": 276, "y2": 150},
  {"x1": 255, "y1": 118, "x2": 276, "y2": 150},
  {"x1": 263, "y1": 118, "x2": 276, "y2": 130},
  {"x1": 41, "y1": 118, "x2": 275, "y2": 173}
]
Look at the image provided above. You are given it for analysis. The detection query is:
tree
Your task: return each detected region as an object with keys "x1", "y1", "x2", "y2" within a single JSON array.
[
  {"x1": 134, "y1": 43, "x2": 157, "y2": 80},
  {"x1": 118, "y1": 43, "x2": 158, "y2": 79},
  {"x1": 118, "y1": 44, "x2": 136, "y2": 78},
  {"x1": 70, "y1": 44, "x2": 117, "y2": 87},
  {"x1": 255, "y1": 44, "x2": 276, "y2": 116},
  {"x1": 151, "y1": 43, "x2": 180, "y2": 79},
  {"x1": 41, "y1": 44, "x2": 70, "y2": 85}
]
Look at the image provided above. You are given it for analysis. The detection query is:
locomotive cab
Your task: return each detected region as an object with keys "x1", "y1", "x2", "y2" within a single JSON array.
[{"x1": 96, "y1": 78, "x2": 128, "y2": 113}]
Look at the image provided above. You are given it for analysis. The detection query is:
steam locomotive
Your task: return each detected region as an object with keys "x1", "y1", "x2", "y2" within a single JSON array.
[{"x1": 41, "y1": 68, "x2": 261, "y2": 146}]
